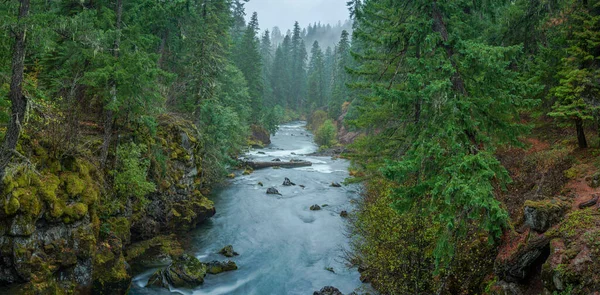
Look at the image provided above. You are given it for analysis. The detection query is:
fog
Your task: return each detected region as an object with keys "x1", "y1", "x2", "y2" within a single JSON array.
[{"x1": 244, "y1": 0, "x2": 350, "y2": 32}]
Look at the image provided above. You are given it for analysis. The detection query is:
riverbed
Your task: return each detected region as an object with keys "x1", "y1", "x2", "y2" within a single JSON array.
[{"x1": 129, "y1": 121, "x2": 363, "y2": 295}]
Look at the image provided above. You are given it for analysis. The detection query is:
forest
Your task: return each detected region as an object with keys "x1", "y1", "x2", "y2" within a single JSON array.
[{"x1": 0, "y1": 0, "x2": 599, "y2": 294}]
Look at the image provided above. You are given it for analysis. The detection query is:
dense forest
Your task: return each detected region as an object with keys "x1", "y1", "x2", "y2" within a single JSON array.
[{"x1": 0, "y1": 0, "x2": 599, "y2": 294}]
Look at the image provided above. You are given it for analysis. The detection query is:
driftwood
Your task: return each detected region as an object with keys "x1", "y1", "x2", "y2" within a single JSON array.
[
  {"x1": 578, "y1": 195, "x2": 599, "y2": 209},
  {"x1": 246, "y1": 160, "x2": 312, "y2": 169}
]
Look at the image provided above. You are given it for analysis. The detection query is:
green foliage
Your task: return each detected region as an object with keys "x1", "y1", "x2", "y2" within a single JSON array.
[
  {"x1": 113, "y1": 142, "x2": 155, "y2": 200},
  {"x1": 314, "y1": 119, "x2": 337, "y2": 148},
  {"x1": 347, "y1": 0, "x2": 540, "y2": 267}
]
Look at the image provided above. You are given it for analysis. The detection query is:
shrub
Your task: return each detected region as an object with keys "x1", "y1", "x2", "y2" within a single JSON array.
[
  {"x1": 113, "y1": 142, "x2": 155, "y2": 200},
  {"x1": 315, "y1": 119, "x2": 337, "y2": 148},
  {"x1": 308, "y1": 110, "x2": 328, "y2": 132}
]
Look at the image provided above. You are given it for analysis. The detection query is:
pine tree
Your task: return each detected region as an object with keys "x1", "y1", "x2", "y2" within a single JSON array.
[
  {"x1": 232, "y1": 11, "x2": 263, "y2": 121},
  {"x1": 307, "y1": 41, "x2": 326, "y2": 111},
  {"x1": 548, "y1": 0, "x2": 600, "y2": 148},
  {"x1": 330, "y1": 30, "x2": 351, "y2": 118}
]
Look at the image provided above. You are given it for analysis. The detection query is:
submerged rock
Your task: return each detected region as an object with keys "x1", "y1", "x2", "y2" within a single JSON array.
[
  {"x1": 218, "y1": 245, "x2": 239, "y2": 257},
  {"x1": 331, "y1": 182, "x2": 342, "y2": 188},
  {"x1": 206, "y1": 260, "x2": 238, "y2": 274},
  {"x1": 282, "y1": 177, "x2": 296, "y2": 186},
  {"x1": 313, "y1": 286, "x2": 344, "y2": 295},
  {"x1": 340, "y1": 211, "x2": 348, "y2": 217},
  {"x1": 272, "y1": 158, "x2": 281, "y2": 162},
  {"x1": 310, "y1": 204, "x2": 321, "y2": 211},
  {"x1": 266, "y1": 187, "x2": 282, "y2": 195}
]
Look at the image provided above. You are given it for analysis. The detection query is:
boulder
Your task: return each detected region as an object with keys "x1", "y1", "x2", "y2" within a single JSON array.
[
  {"x1": 266, "y1": 187, "x2": 282, "y2": 195},
  {"x1": 282, "y1": 177, "x2": 296, "y2": 186},
  {"x1": 340, "y1": 211, "x2": 348, "y2": 218},
  {"x1": 218, "y1": 245, "x2": 239, "y2": 257},
  {"x1": 310, "y1": 205, "x2": 321, "y2": 211},
  {"x1": 585, "y1": 172, "x2": 600, "y2": 188},
  {"x1": 206, "y1": 260, "x2": 238, "y2": 274},
  {"x1": 249, "y1": 125, "x2": 271, "y2": 147},
  {"x1": 541, "y1": 210, "x2": 600, "y2": 293},
  {"x1": 313, "y1": 286, "x2": 344, "y2": 295},
  {"x1": 272, "y1": 158, "x2": 281, "y2": 162},
  {"x1": 523, "y1": 198, "x2": 569, "y2": 233},
  {"x1": 494, "y1": 229, "x2": 551, "y2": 283},
  {"x1": 331, "y1": 182, "x2": 342, "y2": 188},
  {"x1": 147, "y1": 254, "x2": 207, "y2": 289}
]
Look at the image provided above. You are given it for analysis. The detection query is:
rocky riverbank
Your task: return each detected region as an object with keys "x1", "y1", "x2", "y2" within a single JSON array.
[{"x1": 0, "y1": 114, "x2": 216, "y2": 294}]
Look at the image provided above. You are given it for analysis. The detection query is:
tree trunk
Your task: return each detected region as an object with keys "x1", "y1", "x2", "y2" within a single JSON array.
[
  {"x1": 0, "y1": 0, "x2": 31, "y2": 182},
  {"x1": 576, "y1": 118, "x2": 588, "y2": 148},
  {"x1": 100, "y1": 0, "x2": 123, "y2": 168}
]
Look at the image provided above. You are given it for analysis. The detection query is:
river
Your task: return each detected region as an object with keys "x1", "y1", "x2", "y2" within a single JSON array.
[{"x1": 129, "y1": 121, "x2": 364, "y2": 295}]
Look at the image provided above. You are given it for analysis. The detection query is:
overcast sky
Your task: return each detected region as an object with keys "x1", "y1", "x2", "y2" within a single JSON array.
[{"x1": 244, "y1": 0, "x2": 350, "y2": 33}]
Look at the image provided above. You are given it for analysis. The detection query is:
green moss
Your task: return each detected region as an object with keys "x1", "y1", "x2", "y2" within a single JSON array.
[
  {"x1": 4, "y1": 196, "x2": 20, "y2": 215},
  {"x1": 63, "y1": 173, "x2": 85, "y2": 197},
  {"x1": 62, "y1": 203, "x2": 88, "y2": 222},
  {"x1": 106, "y1": 217, "x2": 130, "y2": 244},
  {"x1": 39, "y1": 174, "x2": 60, "y2": 203},
  {"x1": 125, "y1": 235, "x2": 183, "y2": 262}
]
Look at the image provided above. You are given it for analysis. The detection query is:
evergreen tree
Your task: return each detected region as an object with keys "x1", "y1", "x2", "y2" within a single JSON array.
[
  {"x1": 307, "y1": 41, "x2": 326, "y2": 111},
  {"x1": 548, "y1": 0, "x2": 600, "y2": 148},
  {"x1": 330, "y1": 30, "x2": 351, "y2": 118},
  {"x1": 348, "y1": 0, "x2": 538, "y2": 266},
  {"x1": 232, "y1": 11, "x2": 263, "y2": 120}
]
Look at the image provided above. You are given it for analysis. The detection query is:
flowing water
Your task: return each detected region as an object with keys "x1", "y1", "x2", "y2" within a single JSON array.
[{"x1": 130, "y1": 121, "x2": 363, "y2": 295}]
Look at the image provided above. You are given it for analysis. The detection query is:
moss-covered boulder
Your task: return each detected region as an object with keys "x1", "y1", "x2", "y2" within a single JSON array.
[
  {"x1": 541, "y1": 209, "x2": 600, "y2": 294},
  {"x1": 92, "y1": 234, "x2": 131, "y2": 295},
  {"x1": 125, "y1": 235, "x2": 183, "y2": 272},
  {"x1": 147, "y1": 254, "x2": 207, "y2": 289},
  {"x1": 523, "y1": 198, "x2": 569, "y2": 233},
  {"x1": 205, "y1": 260, "x2": 238, "y2": 275},
  {"x1": 248, "y1": 124, "x2": 271, "y2": 147}
]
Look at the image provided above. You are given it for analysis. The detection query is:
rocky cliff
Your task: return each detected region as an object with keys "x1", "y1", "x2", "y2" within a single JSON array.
[{"x1": 0, "y1": 114, "x2": 215, "y2": 294}]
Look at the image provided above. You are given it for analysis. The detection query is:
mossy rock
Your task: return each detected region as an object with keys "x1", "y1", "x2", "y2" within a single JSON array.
[
  {"x1": 206, "y1": 260, "x2": 238, "y2": 275},
  {"x1": 523, "y1": 198, "x2": 569, "y2": 233},
  {"x1": 147, "y1": 254, "x2": 207, "y2": 289},
  {"x1": 126, "y1": 235, "x2": 183, "y2": 270},
  {"x1": 542, "y1": 210, "x2": 600, "y2": 294}
]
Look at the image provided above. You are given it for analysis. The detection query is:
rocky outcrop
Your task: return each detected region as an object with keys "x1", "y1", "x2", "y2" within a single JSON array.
[
  {"x1": 147, "y1": 254, "x2": 207, "y2": 289},
  {"x1": 248, "y1": 124, "x2": 271, "y2": 147},
  {"x1": 314, "y1": 286, "x2": 344, "y2": 295},
  {"x1": 541, "y1": 209, "x2": 600, "y2": 294},
  {"x1": 495, "y1": 229, "x2": 551, "y2": 283},
  {"x1": 523, "y1": 198, "x2": 569, "y2": 233},
  {"x1": 0, "y1": 114, "x2": 217, "y2": 294},
  {"x1": 131, "y1": 116, "x2": 215, "y2": 240}
]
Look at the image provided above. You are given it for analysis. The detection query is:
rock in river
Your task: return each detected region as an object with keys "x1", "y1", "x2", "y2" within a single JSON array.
[
  {"x1": 206, "y1": 260, "x2": 238, "y2": 274},
  {"x1": 266, "y1": 187, "x2": 282, "y2": 195},
  {"x1": 282, "y1": 177, "x2": 296, "y2": 186},
  {"x1": 331, "y1": 182, "x2": 342, "y2": 187},
  {"x1": 310, "y1": 204, "x2": 321, "y2": 211},
  {"x1": 147, "y1": 254, "x2": 207, "y2": 289},
  {"x1": 313, "y1": 286, "x2": 344, "y2": 295},
  {"x1": 219, "y1": 245, "x2": 239, "y2": 257}
]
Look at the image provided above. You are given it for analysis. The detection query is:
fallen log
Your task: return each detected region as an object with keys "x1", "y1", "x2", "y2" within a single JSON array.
[{"x1": 246, "y1": 160, "x2": 312, "y2": 169}]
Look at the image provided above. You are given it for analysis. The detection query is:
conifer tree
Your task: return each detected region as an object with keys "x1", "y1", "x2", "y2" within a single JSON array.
[{"x1": 348, "y1": 0, "x2": 538, "y2": 265}]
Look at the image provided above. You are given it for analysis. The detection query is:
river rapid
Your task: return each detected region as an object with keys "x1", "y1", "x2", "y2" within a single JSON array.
[{"x1": 130, "y1": 121, "x2": 363, "y2": 295}]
